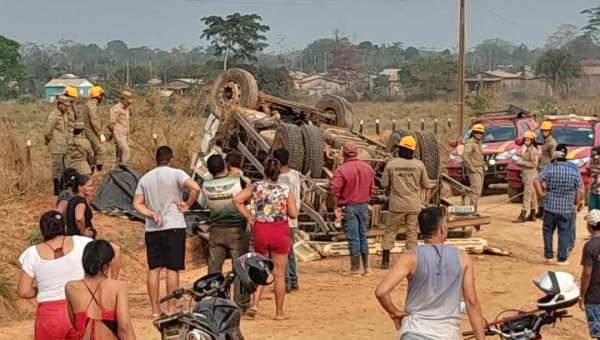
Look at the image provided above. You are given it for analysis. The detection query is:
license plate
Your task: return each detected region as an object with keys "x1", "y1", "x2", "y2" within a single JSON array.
[{"x1": 448, "y1": 206, "x2": 475, "y2": 215}]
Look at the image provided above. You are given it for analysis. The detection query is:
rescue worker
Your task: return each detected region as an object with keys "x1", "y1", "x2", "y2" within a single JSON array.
[
  {"x1": 109, "y1": 91, "x2": 133, "y2": 165},
  {"x1": 83, "y1": 86, "x2": 106, "y2": 171},
  {"x1": 44, "y1": 95, "x2": 75, "y2": 195},
  {"x1": 380, "y1": 136, "x2": 434, "y2": 269},
  {"x1": 67, "y1": 121, "x2": 95, "y2": 176},
  {"x1": 536, "y1": 121, "x2": 558, "y2": 219},
  {"x1": 63, "y1": 85, "x2": 81, "y2": 125},
  {"x1": 463, "y1": 124, "x2": 485, "y2": 208},
  {"x1": 515, "y1": 131, "x2": 539, "y2": 223}
]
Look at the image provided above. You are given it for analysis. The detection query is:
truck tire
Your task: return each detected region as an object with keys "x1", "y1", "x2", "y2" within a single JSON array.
[
  {"x1": 386, "y1": 130, "x2": 407, "y2": 156},
  {"x1": 507, "y1": 185, "x2": 523, "y2": 204},
  {"x1": 271, "y1": 124, "x2": 305, "y2": 172},
  {"x1": 316, "y1": 95, "x2": 355, "y2": 130},
  {"x1": 210, "y1": 68, "x2": 259, "y2": 121},
  {"x1": 415, "y1": 131, "x2": 440, "y2": 180},
  {"x1": 300, "y1": 125, "x2": 324, "y2": 178}
]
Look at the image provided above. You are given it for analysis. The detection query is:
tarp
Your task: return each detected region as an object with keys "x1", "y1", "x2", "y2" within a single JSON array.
[{"x1": 91, "y1": 166, "x2": 144, "y2": 221}]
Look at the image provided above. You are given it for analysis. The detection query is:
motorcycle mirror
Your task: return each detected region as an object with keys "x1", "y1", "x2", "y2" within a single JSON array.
[{"x1": 460, "y1": 302, "x2": 468, "y2": 315}]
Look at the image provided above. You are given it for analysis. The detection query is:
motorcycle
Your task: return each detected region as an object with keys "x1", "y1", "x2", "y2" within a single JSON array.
[{"x1": 153, "y1": 253, "x2": 274, "y2": 340}]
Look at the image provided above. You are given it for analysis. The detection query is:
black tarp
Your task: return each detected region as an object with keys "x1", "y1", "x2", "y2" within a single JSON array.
[{"x1": 91, "y1": 166, "x2": 144, "y2": 221}]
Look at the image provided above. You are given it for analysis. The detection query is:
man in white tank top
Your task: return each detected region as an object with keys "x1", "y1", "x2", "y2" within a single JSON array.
[{"x1": 375, "y1": 207, "x2": 486, "y2": 340}]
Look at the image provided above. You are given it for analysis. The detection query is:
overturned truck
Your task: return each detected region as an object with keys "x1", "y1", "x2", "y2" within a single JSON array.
[{"x1": 195, "y1": 68, "x2": 489, "y2": 241}]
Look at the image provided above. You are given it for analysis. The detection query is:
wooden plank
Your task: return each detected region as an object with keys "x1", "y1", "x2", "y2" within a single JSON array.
[
  {"x1": 447, "y1": 215, "x2": 490, "y2": 229},
  {"x1": 321, "y1": 238, "x2": 491, "y2": 257}
]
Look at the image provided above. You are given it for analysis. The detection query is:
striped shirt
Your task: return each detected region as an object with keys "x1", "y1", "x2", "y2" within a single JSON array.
[{"x1": 536, "y1": 162, "x2": 583, "y2": 215}]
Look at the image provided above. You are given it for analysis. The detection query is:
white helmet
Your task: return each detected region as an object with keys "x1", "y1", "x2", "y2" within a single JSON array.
[{"x1": 534, "y1": 271, "x2": 580, "y2": 310}]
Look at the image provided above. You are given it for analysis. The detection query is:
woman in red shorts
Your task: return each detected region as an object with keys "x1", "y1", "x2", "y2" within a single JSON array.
[{"x1": 233, "y1": 156, "x2": 298, "y2": 321}]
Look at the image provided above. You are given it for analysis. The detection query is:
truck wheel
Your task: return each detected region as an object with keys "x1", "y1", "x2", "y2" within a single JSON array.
[
  {"x1": 415, "y1": 131, "x2": 439, "y2": 180},
  {"x1": 507, "y1": 185, "x2": 523, "y2": 204},
  {"x1": 386, "y1": 130, "x2": 407, "y2": 156},
  {"x1": 316, "y1": 95, "x2": 355, "y2": 130},
  {"x1": 210, "y1": 68, "x2": 259, "y2": 121},
  {"x1": 300, "y1": 125, "x2": 324, "y2": 178},
  {"x1": 271, "y1": 124, "x2": 305, "y2": 172}
]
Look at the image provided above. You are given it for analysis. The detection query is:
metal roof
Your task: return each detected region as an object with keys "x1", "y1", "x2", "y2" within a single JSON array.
[{"x1": 44, "y1": 78, "x2": 93, "y2": 88}]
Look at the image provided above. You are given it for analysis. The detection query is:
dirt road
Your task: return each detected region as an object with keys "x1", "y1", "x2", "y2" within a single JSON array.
[{"x1": 0, "y1": 193, "x2": 592, "y2": 339}]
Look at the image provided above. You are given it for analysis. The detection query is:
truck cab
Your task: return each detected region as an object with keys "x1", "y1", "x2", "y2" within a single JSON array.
[
  {"x1": 445, "y1": 106, "x2": 537, "y2": 193},
  {"x1": 506, "y1": 114, "x2": 598, "y2": 203}
]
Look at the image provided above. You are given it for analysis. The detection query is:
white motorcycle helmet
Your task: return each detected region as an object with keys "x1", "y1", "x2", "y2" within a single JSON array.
[{"x1": 534, "y1": 271, "x2": 580, "y2": 310}]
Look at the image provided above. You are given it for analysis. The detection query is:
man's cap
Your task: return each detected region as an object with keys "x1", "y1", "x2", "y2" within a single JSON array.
[
  {"x1": 585, "y1": 210, "x2": 600, "y2": 225},
  {"x1": 551, "y1": 151, "x2": 566, "y2": 160},
  {"x1": 398, "y1": 136, "x2": 417, "y2": 151},
  {"x1": 342, "y1": 141, "x2": 358, "y2": 156},
  {"x1": 121, "y1": 90, "x2": 134, "y2": 102},
  {"x1": 57, "y1": 95, "x2": 72, "y2": 106},
  {"x1": 74, "y1": 121, "x2": 85, "y2": 130}
]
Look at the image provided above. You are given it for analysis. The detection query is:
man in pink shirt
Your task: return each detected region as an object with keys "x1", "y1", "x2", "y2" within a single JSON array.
[{"x1": 330, "y1": 142, "x2": 375, "y2": 276}]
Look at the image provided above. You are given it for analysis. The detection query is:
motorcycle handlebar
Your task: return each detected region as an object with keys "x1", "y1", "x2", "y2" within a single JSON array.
[{"x1": 159, "y1": 273, "x2": 236, "y2": 304}]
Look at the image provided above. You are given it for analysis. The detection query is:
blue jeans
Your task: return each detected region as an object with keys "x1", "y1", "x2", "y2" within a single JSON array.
[
  {"x1": 285, "y1": 227, "x2": 298, "y2": 290},
  {"x1": 569, "y1": 212, "x2": 576, "y2": 252},
  {"x1": 542, "y1": 211, "x2": 573, "y2": 262},
  {"x1": 341, "y1": 203, "x2": 369, "y2": 256}
]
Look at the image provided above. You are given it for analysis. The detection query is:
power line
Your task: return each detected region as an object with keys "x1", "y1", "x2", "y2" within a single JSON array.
[
  {"x1": 178, "y1": 0, "x2": 417, "y2": 5},
  {"x1": 470, "y1": 0, "x2": 529, "y2": 33}
]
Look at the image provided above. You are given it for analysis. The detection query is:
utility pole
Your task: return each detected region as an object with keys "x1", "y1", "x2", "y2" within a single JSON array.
[
  {"x1": 126, "y1": 59, "x2": 130, "y2": 87},
  {"x1": 324, "y1": 51, "x2": 328, "y2": 74},
  {"x1": 457, "y1": 0, "x2": 466, "y2": 134}
]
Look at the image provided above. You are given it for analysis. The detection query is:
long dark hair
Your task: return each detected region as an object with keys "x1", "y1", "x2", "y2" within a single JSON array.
[
  {"x1": 263, "y1": 156, "x2": 282, "y2": 181},
  {"x1": 72, "y1": 174, "x2": 90, "y2": 194},
  {"x1": 39, "y1": 210, "x2": 66, "y2": 241},
  {"x1": 82, "y1": 240, "x2": 115, "y2": 277},
  {"x1": 60, "y1": 168, "x2": 78, "y2": 191}
]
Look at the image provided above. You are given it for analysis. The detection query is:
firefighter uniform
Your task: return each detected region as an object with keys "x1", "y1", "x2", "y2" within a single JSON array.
[
  {"x1": 83, "y1": 86, "x2": 106, "y2": 170},
  {"x1": 110, "y1": 91, "x2": 133, "y2": 165},
  {"x1": 463, "y1": 125, "x2": 485, "y2": 207},
  {"x1": 537, "y1": 121, "x2": 557, "y2": 214},
  {"x1": 67, "y1": 122, "x2": 95, "y2": 176},
  {"x1": 45, "y1": 96, "x2": 75, "y2": 194},
  {"x1": 515, "y1": 131, "x2": 540, "y2": 222},
  {"x1": 381, "y1": 136, "x2": 433, "y2": 253},
  {"x1": 63, "y1": 85, "x2": 82, "y2": 125}
]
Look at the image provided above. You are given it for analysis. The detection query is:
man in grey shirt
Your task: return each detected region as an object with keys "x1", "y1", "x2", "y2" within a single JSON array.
[
  {"x1": 133, "y1": 146, "x2": 200, "y2": 317},
  {"x1": 375, "y1": 207, "x2": 485, "y2": 340},
  {"x1": 273, "y1": 148, "x2": 301, "y2": 293}
]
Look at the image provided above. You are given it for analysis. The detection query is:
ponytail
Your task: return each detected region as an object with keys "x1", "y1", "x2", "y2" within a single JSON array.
[
  {"x1": 263, "y1": 156, "x2": 282, "y2": 181},
  {"x1": 82, "y1": 240, "x2": 115, "y2": 277},
  {"x1": 39, "y1": 210, "x2": 66, "y2": 241},
  {"x1": 60, "y1": 168, "x2": 79, "y2": 190}
]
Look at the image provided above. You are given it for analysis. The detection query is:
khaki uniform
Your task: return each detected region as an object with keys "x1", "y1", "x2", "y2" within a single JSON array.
[
  {"x1": 110, "y1": 102, "x2": 130, "y2": 165},
  {"x1": 83, "y1": 99, "x2": 106, "y2": 166},
  {"x1": 44, "y1": 108, "x2": 75, "y2": 179},
  {"x1": 463, "y1": 137, "x2": 484, "y2": 206},
  {"x1": 381, "y1": 157, "x2": 433, "y2": 250},
  {"x1": 67, "y1": 134, "x2": 94, "y2": 176},
  {"x1": 518, "y1": 145, "x2": 539, "y2": 211},
  {"x1": 537, "y1": 136, "x2": 557, "y2": 208}
]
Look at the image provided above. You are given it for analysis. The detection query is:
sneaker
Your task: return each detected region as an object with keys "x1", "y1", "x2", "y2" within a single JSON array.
[
  {"x1": 544, "y1": 258, "x2": 555, "y2": 264},
  {"x1": 557, "y1": 261, "x2": 570, "y2": 266}
]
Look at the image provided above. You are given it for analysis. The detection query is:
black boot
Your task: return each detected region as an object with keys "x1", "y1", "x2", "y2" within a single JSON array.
[
  {"x1": 526, "y1": 209, "x2": 536, "y2": 221},
  {"x1": 381, "y1": 250, "x2": 390, "y2": 270},
  {"x1": 535, "y1": 207, "x2": 544, "y2": 219},
  {"x1": 90, "y1": 166, "x2": 96, "y2": 174},
  {"x1": 361, "y1": 252, "x2": 373, "y2": 276},
  {"x1": 53, "y1": 179, "x2": 60, "y2": 196},
  {"x1": 342, "y1": 254, "x2": 361, "y2": 276},
  {"x1": 96, "y1": 164, "x2": 103, "y2": 172},
  {"x1": 515, "y1": 210, "x2": 526, "y2": 223}
]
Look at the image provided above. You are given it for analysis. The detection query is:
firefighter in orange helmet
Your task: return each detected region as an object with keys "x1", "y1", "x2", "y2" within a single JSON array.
[
  {"x1": 536, "y1": 121, "x2": 558, "y2": 219},
  {"x1": 83, "y1": 86, "x2": 107, "y2": 171},
  {"x1": 515, "y1": 131, "x2": 539, "y2": 223},
  {"x1": 463, "y1": 124, "x2": 485, "y2": 208}
]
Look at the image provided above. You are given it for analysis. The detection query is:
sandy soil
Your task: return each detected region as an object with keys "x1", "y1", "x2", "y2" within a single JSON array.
[{"x1": 0, "y1": 193, "x2": 592, "y2": 340}]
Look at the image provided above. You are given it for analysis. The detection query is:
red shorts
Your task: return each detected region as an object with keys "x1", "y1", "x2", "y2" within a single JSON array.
[
  {"x1": 35, "y1": 300, "x2": 80, "y2": 340},
  {"x1": 253, "y1": 220, "x2": 290, "y2": 255}
]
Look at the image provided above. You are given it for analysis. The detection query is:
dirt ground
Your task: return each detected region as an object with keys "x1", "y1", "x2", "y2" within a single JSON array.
[{"x1": 0, "y1": 192, "x2": 592, "y2": 340}]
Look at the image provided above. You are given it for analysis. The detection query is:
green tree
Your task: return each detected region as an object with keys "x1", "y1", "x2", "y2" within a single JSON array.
[
  {"x1": 0, "y1": 35, "x2": 25, "y2": 99},
  {"x1": 581, "y1": 7, "x2": 600, "y2": 42},
  {"x1": 535, "y1": 49, "x2": 581, "y2": 98},
  {"x1": 201, "y1": 13, "x2": 270, "y2": 70},
  {"x1": 400, "y1": 58, "x2": 457, "y2": 100}
]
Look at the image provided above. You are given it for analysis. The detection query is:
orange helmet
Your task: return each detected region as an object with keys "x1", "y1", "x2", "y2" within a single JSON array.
[
  {"x1": 398, "y1": 136, "x2": 417, "y2": 151},
  {"x1": 89, "y1": 86, "x2": 104, "y2": 98},
  {"x1": 63, "y1": 86, "x2": 78, "y2": 99},
  {"x1": 540, "y1": 121, "x2": 553, "y2": 131},
  {"x1": 523, "y1": 131, "x2": 537, "y2": 140},
  {"x1": 472, "y1": 124, "x2": 485, "y2": 133}
]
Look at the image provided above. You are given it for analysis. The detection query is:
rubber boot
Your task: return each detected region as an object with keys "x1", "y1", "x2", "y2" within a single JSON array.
[
  {"x1": 97, "y1": 164, "x2": 103, "y2": 172},
  {"x1": 53, "y1": 179, "x2": 60, "y2": 196},
  {"x1": 535, "y1": 207, "x2": 544, "y2": 219},
  {"x1": 361, "y1": 252, "x2": 374, "y2": 277},
  {"x1": 381, "y1": 250, "x2": 390, "y2": 270},
  {"x1": 515, "y1": 210, "x2": 527, "y2": 223},
  {"x1": 526, "y1": 209, "x2": 536, "y2": 221},
  {"x1": 342, "y1": 254, "x2": 361, "y2": 276}
]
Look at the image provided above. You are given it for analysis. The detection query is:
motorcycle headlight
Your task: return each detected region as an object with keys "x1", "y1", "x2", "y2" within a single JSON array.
[
  {"x1": 569, "y1": 157, "x2": 590, "y2": 168},
  {"x1": 449, "y1": 154, "x2": 463, "y2": 164},
  {"x1": 511, "y1": 154, "x2": 521, "y2": 163},
  {"x1": 496, "y1": 149, "x2": 516, "y2": 160}
]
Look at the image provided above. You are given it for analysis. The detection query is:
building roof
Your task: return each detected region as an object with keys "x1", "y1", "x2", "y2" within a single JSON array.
[
  {"x1": 44, "y1": 78, "x2": 93, "y2": 88},
  {"x1": 467, "y1": 70, "x2": 521, "y2": 80},
  {"x1": 159, "y1": 90, "x2": 174, "y2": 98},
  {"x1": 173, "y1": 78, "x2": 202, "y2": 84},
  {"x1": 380, "y1": 69, "x2": 401, "y2": 82},
  {"x1": 296, "y1": 74, "x2": 346, "y2": 85},
  {"x1": 582, "y1": 65, "x2": 600, "y2": 77}
]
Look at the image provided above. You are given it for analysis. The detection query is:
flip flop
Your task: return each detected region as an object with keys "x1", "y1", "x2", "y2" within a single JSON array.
[
  {"x1": 244, "y1": 307, "x2": 258, "y2": 319},
  {"x1": 152, "y1": 311, "x2": 168, "y2": 319},
  {"x1": 274, "y1": 314, "x2": 291, "y2": 321}
]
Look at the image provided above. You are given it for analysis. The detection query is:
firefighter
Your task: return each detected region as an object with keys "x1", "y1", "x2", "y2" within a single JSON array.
[
  {"x1": 67, "y1": 121, "x2": 95, "y2": 176},
  {"x1": 44, "y1": 95, "x2": 75, "y2": 195},
  {"x1": 380, "y1": 136, "x2": 434, "y2": 269},
  {"x1": 536, "y1": 121, "x2": 558, "y2": 219},
  {"x1": 463, "y1": 124, "x2": 485, "y2": 208},
  {"x1": 83, "y1": 86, "x2": 107, "y2": 171},
  {"x1": 515, "y1": 131, "x2": 539, "y2": 223},
  {"x1": 109, "y1": 91, "x2": 134, "y2": 165},
  {"x1": 63, "y1": 85, "x2": 81, "y2": 126}
]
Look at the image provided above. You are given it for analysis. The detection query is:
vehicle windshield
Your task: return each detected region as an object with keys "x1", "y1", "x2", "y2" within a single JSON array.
[
  {"x1": 535, "y1": 127, "x2": 594, "y2": 146},
  {"x1": 461, "y1": 124, "x2": 516, "y2": 144}
]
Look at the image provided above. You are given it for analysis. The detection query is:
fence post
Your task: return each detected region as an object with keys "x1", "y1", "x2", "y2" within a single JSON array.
[
  {"x1": 152, "y1": 133, "x2": 158, "y2": 146},
  {"x1": 359, "y1": 120, "x2": 364, "y2": 134},
  {"x1": 434, "y1": 119, "x2": 438, "y2": 134},
  {"x1": 375, "y1": 119, "x2": 380, "y2": 135},
  {"x1": 26, "y1": 140, "x2": 31, "y2": 166},
  {"x1": 391, "y1": 119, "x2": 396, "y2": 132},
  {"x1": 420, "y1": 118, "x2": 425, "y2": 131},
  {"x1": 447, "y1": 118, "x2": 452, "y2": 131},
  {"x1": 407, "y1": 118, "x2": 411, "y2": 130}
]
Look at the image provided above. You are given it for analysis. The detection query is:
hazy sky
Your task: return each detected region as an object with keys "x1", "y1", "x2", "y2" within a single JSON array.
[{"x1": 0, "y1": 0, "x2": 597, "y2": 51}]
